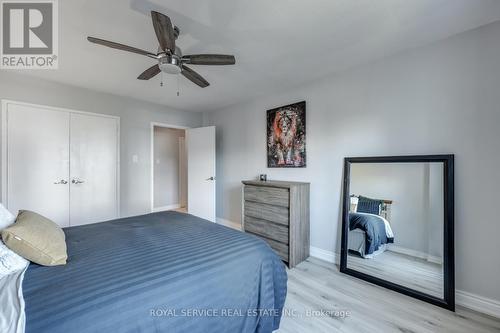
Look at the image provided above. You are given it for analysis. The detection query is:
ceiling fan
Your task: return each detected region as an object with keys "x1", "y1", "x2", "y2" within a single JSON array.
[{"x1": 87, "y1": 11, "x2": 235, "y2": 88}]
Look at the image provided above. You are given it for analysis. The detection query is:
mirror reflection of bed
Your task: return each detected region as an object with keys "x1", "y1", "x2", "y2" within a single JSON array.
[{"x1": 346, "y1": 162, "x2": 444, "y2": 299}]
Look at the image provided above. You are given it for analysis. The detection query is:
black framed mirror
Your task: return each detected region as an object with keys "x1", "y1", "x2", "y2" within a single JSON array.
[{"x1": 340, "y1": 155, "x2": 455, "y2": 311}]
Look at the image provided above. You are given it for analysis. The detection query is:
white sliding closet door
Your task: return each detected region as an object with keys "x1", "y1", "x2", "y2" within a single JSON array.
[
  {"x1": 6, "y1": 104, "x2": 70, "y2": 226},
  {"x1": 69, "y1": 113, "x2": 118, "y2": 225}
]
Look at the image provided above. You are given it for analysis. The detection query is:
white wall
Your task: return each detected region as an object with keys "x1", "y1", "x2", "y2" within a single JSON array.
[
  {"x1": 0, "y1": 72, "x2": 202, "y2": 217},
  {"x1": 153, "y1": 127, "x2": 185, "y2": 208},
  {"x1": 203, "y1": 21, "x2": 500, "y2": 302}
]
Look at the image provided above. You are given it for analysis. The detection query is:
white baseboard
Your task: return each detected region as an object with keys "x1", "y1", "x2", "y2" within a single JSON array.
[
  {"x1": 426, "y1": 255, "x2": 442, "y2": 265},
  {"x1": 216, "y1": 217, "x2": 242, "y2": 231},
  {"x1": 456, "y1": 290, "x2": 500, "y2": 319},
  {"x1": 310, "y1": 246, "x2": 339, "y2": 264},
  {"x1": 307, "y1": 247, "x2": 500, "y2": 318},
  {"x1": 388, "y1": 245, "x2": 443, "y2": 265},
  {"x1": 152, "y1": 204, "x2": 181, "y2": 212}
]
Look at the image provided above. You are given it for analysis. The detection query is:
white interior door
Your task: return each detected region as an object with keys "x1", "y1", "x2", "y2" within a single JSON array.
[
  {"x1": 178, "y1": 137, "x2": 187, "y2": 208},
  {"x1": 6, "y1": 103, "x2": 70, "y2": 226},
  {"x1": 186, "y1": 126, "x2": 216, "y2": 222},
  {"x1": 70, "y1": 113, "x2": 118, "y2": 226}
]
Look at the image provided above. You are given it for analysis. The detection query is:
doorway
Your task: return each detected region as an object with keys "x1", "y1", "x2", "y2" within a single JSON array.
[{"x1": 151, "y1": 123, "x2": 188, "y2": 213}]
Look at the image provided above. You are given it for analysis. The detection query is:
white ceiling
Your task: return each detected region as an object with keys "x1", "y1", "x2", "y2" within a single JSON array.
[{"x1": 14, "y1": 0, "x2": 500, "y2": 112}]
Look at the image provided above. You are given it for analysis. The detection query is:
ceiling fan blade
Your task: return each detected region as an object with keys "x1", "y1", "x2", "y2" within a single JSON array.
[
  {"x1": 137, "y1": 64, "x2": 161, "y2": 80},
  {"x1": 182, "y1": 54, "x2": 236, "y2": 65},
  {"x1": 151, "y1": 11, "x2": 176, "y2": 52},
  {"x1": 181, "y1": 65, "x2": 209, "y2": 88},
  {"x1": 87, "y1": 36, "x2": 157, "y2": 59}
]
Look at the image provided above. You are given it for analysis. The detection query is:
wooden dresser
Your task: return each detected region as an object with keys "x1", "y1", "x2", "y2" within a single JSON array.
[{"x1": 241, "y1": 180, "x2": 310, "y2": 268}]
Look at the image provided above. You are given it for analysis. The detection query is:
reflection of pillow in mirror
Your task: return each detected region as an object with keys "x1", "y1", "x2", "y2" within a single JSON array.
[
  {"x1": 357, "y1": 196, "x2": 382, "y2": 215},
  {"x1": 350, "y1": 196, "x2": 359, "y2": 212}
]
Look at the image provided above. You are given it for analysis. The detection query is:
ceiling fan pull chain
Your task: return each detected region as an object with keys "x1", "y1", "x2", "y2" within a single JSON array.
[
  {"x1": 160, "y1": 72, "x2": 164, "y2": 87},
  {"x1": 177, "y1": 75, "x2": 180, "y2": 96}
]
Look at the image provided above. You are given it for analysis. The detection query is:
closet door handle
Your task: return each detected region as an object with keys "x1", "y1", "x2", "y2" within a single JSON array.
[
  {"x1": 72, "y1": 179, "x2": 85, "y2": 184},
  {"x1": 54, "y1": 180, "x2": 68, "y2": 185}
]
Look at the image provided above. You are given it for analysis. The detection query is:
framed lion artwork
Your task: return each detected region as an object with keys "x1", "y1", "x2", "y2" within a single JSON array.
[{"x1": 267, "y1": 101, "x2": 306, "y2": 168}]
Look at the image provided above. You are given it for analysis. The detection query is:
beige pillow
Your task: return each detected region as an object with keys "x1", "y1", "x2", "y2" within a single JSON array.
[{"x1": 1, "y1": 210, "x2": 67, "y2": 266}]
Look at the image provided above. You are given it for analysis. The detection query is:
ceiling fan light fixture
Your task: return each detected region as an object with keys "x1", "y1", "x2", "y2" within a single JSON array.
[
  {"x1": 87, "y1": 10, "x2": 235, "y2": 87},
  {"x1": 159, "y1": 55, "x2": 181, "y2": 75}
]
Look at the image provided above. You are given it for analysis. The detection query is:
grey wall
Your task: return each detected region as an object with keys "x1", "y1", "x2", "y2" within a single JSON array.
[
  {"x1": 153, "y1": 127, "x2": 185, "y2": 208},
  {"x1": 203, "y1": 21, "x2": 500, "y2": 301},
  {"x1": 0, "y1": 72, "x2": 202, "y2": 217}
]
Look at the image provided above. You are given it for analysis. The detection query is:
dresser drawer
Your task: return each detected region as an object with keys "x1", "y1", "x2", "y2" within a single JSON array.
[
  {"x1": 244, "y1": 216, "x2": 289, "y2": 244},
  {"x1": 263, "y1": 237, "x2": 289, "y2": 262},
  {"x1": 248, "y1": 233, "x2": 289, "y2": 262},
  {"x1": 244, "y1": 185, "x2": 289, "y2": 207},
  {"x1": 244, "y1": 201, "x2": 289, "y2": 226}
]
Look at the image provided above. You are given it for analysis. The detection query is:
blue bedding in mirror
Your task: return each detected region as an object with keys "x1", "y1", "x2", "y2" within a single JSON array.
[{"x1": 349, "y1": 212, "x2": 394, "y2": 255}]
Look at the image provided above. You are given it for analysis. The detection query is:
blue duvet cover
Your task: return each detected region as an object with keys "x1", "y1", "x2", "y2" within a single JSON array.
[
  {"x1": 349, "y1": 212, "x2": 394, "y2": 255},
  {"x1": 23, "y1": 212, "x2": 287, "y2": 333}
]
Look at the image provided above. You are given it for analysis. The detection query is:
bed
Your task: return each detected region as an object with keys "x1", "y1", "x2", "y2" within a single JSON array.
[
  {"x1": 348, "y1": 196, "x2": 394, "y2": 258},
  {"x1": 21, "y1": 211, "x2": 288, "y2": 333}
]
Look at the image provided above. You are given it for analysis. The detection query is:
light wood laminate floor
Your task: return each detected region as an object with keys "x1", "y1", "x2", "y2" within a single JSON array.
[
  {"x1": 347, "y1": 250, "x2": 443, "y2": 298},
  {"x1": 277, "y1": 257, "x2": 500, "y2": 333}
]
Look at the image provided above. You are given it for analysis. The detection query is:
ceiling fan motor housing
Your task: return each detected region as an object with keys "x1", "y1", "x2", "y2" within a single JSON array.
[{"x1": 159, "y1": 54, "x2": 182, "y2": 74}]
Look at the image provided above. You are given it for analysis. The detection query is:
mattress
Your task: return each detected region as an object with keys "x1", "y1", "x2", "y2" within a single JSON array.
[{"x1": 22, "y1": 211, "x2": 287, "y2": 333}]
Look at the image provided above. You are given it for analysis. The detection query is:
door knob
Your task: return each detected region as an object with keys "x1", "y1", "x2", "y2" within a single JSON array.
[
  {"x1": 54, "y1": 180, "x2": 68, "y2": 185},
  {"x1": 72, "y1": 179, "x2": 85, "y2": 184},
  {"x1": 206, "y1": 176, "x2": 215, "y2": 181}
]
